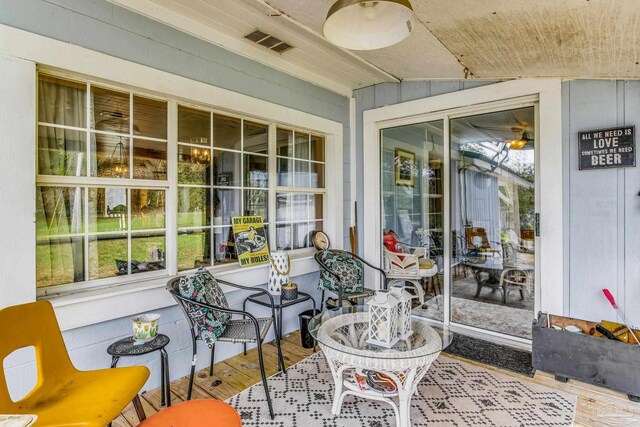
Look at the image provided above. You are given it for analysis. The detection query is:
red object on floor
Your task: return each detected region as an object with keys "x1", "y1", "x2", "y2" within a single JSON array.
[{"x1": 138, "y1": 399, "x2": 242, "y2": 426}]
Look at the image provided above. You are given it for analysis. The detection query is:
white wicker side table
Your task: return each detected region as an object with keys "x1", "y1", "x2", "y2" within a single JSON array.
[{"x1": 309, "y1": 307, "x2": 452, "y2": 427}]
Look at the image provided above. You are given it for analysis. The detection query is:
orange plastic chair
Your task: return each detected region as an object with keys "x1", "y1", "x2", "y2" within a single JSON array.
[
  {"x1": 139, "y1": 400, "x2": 241, "y2": 427},
  {"x1": 0, "y1": 301, "x2": 150, "y2": 426}
]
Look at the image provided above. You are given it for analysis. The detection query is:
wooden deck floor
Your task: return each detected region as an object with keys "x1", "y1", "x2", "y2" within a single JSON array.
[{"x1": 115, "y1": 331, "x2": 640, "y2": 426}]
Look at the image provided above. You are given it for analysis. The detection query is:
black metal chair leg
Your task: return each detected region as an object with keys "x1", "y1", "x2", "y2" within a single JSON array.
[
  {"x1": 187, "y1": 333, "x2": 197, "y2": 401},
  {"x1": 321, "y1": 290, "x2": 325, "y2": 312},
  {"x1": 161, "y1": 348, "x2": 171, "y2": 407},
  {"x1": 243, "y1": 298, "x2": 248, "y2": 355},
  {"x1": 274, "y1": 318, "x2": 286, "y2": 373},
  {"x1": 187, "y1": 362, "x2": 195, "y2": 400},
  {"x1": 160, "y1": 349, "x2": 166, "y2": 407},
  {"x1": 312, "y1": 298, "x2": 317, "y2": 352},
  {"x1": 257, "y1": 340, "x2": 275, "y2": 419},
  {"x1": 132, "y1": 395, "x2": 146, "y2": 423},
  {"x1": 209, "y1": 343, "x2": 215, "y2": 376}
]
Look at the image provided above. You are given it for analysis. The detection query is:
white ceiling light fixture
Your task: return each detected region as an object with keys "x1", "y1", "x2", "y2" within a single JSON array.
[{"x1": 323, "y1": 0, "x2": 416, "y2": 50}]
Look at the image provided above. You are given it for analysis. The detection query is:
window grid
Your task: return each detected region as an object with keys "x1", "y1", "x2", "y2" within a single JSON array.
[
  {"x1": 36, "y1": 72, "x2": 328, "y2": 294},
  {"x1": 37, "y1": 74, "x2": 169, "y2": 292},
  {"x1": 274, "y1": 128, "x2": 325, "y2": 251},
  {"x1": 177, "y1": 106, "x2": 274, "y2": 271}
]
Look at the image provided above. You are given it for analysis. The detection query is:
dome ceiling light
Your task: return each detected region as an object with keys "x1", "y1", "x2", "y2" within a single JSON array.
[{"x1": 323, "y1": 0, "x2": 416, "y2": 50}]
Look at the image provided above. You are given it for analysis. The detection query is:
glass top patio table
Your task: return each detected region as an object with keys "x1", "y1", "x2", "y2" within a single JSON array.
[{"x1": 309, "y1": 306, "x2": 453, "y2": 360}]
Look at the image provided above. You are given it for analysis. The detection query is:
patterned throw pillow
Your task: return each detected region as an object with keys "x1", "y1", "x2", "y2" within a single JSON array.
[
  {"x1": 178, "y1": 267, "x2": 231, "y2": 347},
  {"x1": 317, "y1": 250, "x2": 364, "y2": 294}
]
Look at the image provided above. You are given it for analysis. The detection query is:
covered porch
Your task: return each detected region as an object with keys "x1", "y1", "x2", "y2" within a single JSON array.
[{"x1": 2, "y1": 0, "x2": 640, "y2": 426}]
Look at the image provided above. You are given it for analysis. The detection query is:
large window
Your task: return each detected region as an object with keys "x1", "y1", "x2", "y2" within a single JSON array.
[
  {"x1": 36, "y1": 73, "x2": 326, "y2": 292},
  {"x1": 275, "y1": 128, "x2": 325, "y2": 250},
  {"x1": 176, "y1": 106, "x2": 271, "y2": 270},
  {"x1": 37, "y1": 75, "x2": 168, "y2": 289}
]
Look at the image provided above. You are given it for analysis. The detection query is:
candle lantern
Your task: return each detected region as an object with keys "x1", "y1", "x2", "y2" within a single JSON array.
[
  {"x1": 367, "y1": 291, "x2": 400, "y2": 348},
  {"x1": 391, "y1": 287, "x2": 414, "y2": 339}
]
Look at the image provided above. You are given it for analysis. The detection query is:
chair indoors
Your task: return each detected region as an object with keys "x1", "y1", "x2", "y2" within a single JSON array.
[
  {"x1": 314, "y1": 249, "x2": 382, "y2": 309},
  {"x1": 0, "y1": 301, "x2": 149, "y2": 427},
  {"x1": 500, "y1": 240, "x2": 535, "y2": 304},
  {"x1": 167, "y1": 268, "x2": 284, "y2": 420},
  {"x1": 382, "y1": 230, "x2": 437, "y2": 303},
  {"x1": 464, "y1": 226, "x2": 501, "y2": 257}
]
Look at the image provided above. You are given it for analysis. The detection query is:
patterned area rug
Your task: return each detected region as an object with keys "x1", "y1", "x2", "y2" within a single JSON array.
[{"x1": 227, "y1": 353, "x2": 576, "y2": 426}]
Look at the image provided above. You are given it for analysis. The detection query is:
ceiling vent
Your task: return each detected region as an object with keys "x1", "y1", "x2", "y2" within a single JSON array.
[{"x1": 244, "y1": 29, "x2": 293, "y2": 54}]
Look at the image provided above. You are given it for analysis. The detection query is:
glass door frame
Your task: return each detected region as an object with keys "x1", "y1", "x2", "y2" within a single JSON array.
[
  {"x1": 368, "y1": 94, "x2": 546, "y2": 349},
  {"x1": 443, "y1": 100, "x2": 540, "y2": 347}
]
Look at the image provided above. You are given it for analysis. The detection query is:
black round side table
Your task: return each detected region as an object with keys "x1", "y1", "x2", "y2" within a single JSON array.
[{"x1": 107, "y1": 334, "x2": 171, "y2": 408}]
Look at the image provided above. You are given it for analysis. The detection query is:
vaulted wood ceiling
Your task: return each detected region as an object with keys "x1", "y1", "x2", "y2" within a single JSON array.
[{"x1": 111, "y1": 0, "x2": 640, "y2": 95}]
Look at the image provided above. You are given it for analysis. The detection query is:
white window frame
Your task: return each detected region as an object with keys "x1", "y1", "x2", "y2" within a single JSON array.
[
  {"x1": 363, "y1": 79, "x2": 563, "y2": 348},
  {"x1": 36, "y1": 74, "x2": 172, "y2": 296},
  {"x1": 0, "y1": 24, "x2": 343, "y2": 330}
]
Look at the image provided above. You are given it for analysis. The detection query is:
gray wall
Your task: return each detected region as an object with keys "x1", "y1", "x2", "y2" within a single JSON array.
[
  {"x1": 354, "y1": 79, "x2": 640, "y2": 327},
  {"x1": 563, "y1": 80, "x2": 640, "y2": 326},
  {"x1": 0, "y1": 0, "x2": 347, "y2": 394}
]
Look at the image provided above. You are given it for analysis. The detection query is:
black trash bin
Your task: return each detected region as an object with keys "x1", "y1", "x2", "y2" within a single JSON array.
[{"x1": 299, "y1": 309, "x2": 320, "y2": 349}]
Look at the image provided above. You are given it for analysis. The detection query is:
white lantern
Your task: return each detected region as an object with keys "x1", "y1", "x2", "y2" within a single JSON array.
[
  {"x1": 367, "y1": 291, "x2": 400, "y2": 348},
  {"x1": 268, "y1": 251, "x2": 290, "y2": 295},
  {"x1": 390, "y1": 287, "x2": 414, "y2": 339}
]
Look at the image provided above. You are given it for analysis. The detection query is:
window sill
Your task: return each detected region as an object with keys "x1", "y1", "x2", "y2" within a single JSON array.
[{"x1": 48, "y1": 252, "x2": 319, "y2": 331}]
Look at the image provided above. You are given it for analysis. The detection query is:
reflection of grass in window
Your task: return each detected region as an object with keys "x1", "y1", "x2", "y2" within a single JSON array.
[
  {"x1": 93, "y1": 217, "x2": 126, "y2": 232},
  {"x1": 35, "y1": 215, "x2": 79, "y2": 237},
  {"x1": 36, "y1": 235, "x2": 166, "y2": 288},
  {"x1": 89, "y1": 237, "x2": 127, "y2": 280},
  {"x1": 177, "y1": 212, "x2": 208, "y2": 228},
  {"x1": 36, "y1": 242, "x2": 77, "y2": 287},
  {"x1": 178, "y1": 233, "x2": 208, "y2": 271}
]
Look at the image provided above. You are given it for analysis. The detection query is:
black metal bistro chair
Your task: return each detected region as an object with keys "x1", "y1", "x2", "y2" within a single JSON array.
[
  {"x1": 167, "y1": 273, "x2": 285, "y2": 419},
  {"x1": 314, "y1": 249, "x2": 386, "y2": 310}
]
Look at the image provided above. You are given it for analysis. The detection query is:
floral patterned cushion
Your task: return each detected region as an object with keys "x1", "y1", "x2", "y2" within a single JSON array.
[
  {"x1": 178, "y1": 267, "x2": 231, "y2": 347},
  {"x1": 317, "y1": 250, "x2": 364, "y2": 293}
]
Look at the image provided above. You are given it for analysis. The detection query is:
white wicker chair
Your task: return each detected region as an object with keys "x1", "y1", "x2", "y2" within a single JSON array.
[{"x1": 383, "y1": 246, "x2": 437, "y2": 304}]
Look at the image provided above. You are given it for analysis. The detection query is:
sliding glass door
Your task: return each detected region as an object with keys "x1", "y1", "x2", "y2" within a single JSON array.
[
  {"x1": 449, "y1": 107, "x2": 536, "y2": 339},
  {"x1": 380, "y1": 104, "x2": 538, "y2": 341},
  {"x1": 381, "y1": 120, "x2": 445, "y2": 321}
]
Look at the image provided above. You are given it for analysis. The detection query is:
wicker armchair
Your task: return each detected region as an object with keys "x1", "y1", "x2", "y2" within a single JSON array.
[
  {"x1": 314, "y1": 249, "x2": 383, "y2": 309},
  {"x1": 167, "y1": 276, "x2": 284, "y2": 419},
  {"x1": 499, "y1": 242, "x2": 535, "y2": 304},
  {"x1": 382, "y1": 246, "x2": 437, "y2": 303}
]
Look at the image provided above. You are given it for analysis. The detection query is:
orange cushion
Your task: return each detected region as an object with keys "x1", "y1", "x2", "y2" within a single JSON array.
[{"x1": 139, "y1": 400, "x2": 242, "y2": 427}]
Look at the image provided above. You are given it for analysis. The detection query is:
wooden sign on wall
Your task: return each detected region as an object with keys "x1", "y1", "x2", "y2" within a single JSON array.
[{"x1": 579, "y1": 126, "x2": 635, "y2": 170}]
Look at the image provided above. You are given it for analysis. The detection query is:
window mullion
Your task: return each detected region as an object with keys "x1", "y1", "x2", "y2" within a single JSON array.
[
  {"x1": 129, "y1": 92, "x2": 134, "y2": 180},
  {"x1": 84, "y1": 187, "x2": 89, "y2": 282},
  {"x1": 127, "y1": 188, "x2": 132, "y2": 275},
  {"x1": 210, "y1": 112, "x2": 215, "y2": 268},
  {"x1": 268, "y1": 123, "x2": 277, "y2": 247},
  {"x1": 166, "y1": 100, "x2": 178, "y2": 275},
  {"x1": 84, "y1": 82, "x2": 91, "y2": 281},
  {"x1": 86, "y1": 81, "x2": 91, "y2": 178},
  {"x1": 240, "y1": 119, "x2": 244, "y2": 217}
]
